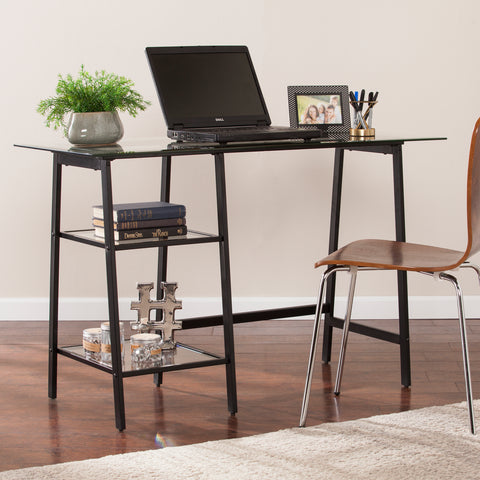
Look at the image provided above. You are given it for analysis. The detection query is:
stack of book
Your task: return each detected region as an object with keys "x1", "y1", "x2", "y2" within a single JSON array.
[{"x1": 92, "y1": 201, "x2": 187, "y2": 241}]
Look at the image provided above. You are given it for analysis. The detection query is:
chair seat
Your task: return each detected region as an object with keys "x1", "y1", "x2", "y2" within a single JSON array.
[{"x1": 316, "y1": 239, "x2": 465, "y2": 272}]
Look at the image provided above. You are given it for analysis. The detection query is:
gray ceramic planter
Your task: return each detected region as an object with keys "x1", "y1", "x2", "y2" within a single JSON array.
[{"x1": 67, "y1": 111, "x2": 124, "y2": 146}]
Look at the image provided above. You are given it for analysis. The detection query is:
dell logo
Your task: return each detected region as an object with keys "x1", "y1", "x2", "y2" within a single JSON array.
[{"x1": 215, "y1": 117, "x2": 225, "y2": 122}]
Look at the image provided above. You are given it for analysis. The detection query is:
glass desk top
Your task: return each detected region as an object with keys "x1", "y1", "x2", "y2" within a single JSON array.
[{"x1": 15, "y1": 134, "x2": 447, "y2": 159}]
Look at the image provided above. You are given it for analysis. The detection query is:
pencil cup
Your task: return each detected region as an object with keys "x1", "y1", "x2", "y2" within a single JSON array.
[{"x1": 350, "y1": 100, "x2": 376, "y2": 138}]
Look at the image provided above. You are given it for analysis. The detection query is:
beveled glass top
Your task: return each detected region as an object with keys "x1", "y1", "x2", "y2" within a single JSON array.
[{"x1": 15, "y1": 134, "x2": 447, "y2": 159}]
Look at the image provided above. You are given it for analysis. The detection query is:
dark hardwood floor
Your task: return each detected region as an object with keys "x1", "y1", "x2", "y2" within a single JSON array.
[{"x1": 1, "y1": 317, "x2": 479, "y2": 472}]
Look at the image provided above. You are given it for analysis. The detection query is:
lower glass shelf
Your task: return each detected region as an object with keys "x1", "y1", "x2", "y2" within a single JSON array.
[{"x1": 59, "y1": 341, "x2": 226, "y2": 376}]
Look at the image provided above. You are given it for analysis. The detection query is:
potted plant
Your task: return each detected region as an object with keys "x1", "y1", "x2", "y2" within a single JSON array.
[{"x1": 37, "y1": 65, "x2": 150, "y2": 146}]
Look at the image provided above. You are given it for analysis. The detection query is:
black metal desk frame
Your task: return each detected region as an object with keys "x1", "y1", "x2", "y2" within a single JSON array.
[
  {"x1": 322, "y1": 144, "x2": 411, "y2": 388},
  {"x1": 17, "y1": 136, "x2": 443, "y2": 430}
]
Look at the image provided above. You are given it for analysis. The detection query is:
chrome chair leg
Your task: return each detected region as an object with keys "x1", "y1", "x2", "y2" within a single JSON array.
[
  {"x1": 334, "y1": 267, "x2": 358, "y2": 395},
  {"x1": 439, "y1": 272, "x2": 475, "y2": 434},
  {"x1": 461, "y1": 262, "x2": 480, "y2": 285},
  {"x1": 299, "y1": 266, "x2": 349, "y2": 427}
]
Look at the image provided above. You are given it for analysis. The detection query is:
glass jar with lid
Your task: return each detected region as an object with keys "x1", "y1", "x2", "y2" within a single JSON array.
[
  {"x1": 130, "y1": 332, "x2": 162, "y2": 369},
  {"x1": 83, "y1": 327, "x2": 102, "y2": 362},
  {"x1": 100, "y1": 321, "x2": 125, "y2": 364}
]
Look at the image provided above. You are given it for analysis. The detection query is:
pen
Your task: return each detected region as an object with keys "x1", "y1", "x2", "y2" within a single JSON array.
[
  {"x1": 349, "y1": 91, "x2": 358, "y2": 111},
  {"x1": 364, "y1": 92, "x2": 378, "y2": 125},
  {"x1": 357, "y1": 90, "x2": 367, "y2": 129}
]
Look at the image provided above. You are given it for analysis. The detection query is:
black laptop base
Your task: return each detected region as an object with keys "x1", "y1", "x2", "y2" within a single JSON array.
[{"x1": 168, "y1": 126, "x2": 329, "y2": 143}]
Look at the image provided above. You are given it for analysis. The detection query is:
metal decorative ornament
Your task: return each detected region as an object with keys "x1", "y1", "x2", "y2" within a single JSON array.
[{"x1": 130, "y1": 282, "x2": 183, "y2": 350}]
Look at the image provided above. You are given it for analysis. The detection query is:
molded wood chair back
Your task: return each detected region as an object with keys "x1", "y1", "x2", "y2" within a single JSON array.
[{"x1": 466, "y1": 117, "x2": 480, "y2": 259}]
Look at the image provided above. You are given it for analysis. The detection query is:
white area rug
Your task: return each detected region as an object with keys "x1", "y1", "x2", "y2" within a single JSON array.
[{"x1": 2, "y1": 401, "x2": 480, "y2": 479}]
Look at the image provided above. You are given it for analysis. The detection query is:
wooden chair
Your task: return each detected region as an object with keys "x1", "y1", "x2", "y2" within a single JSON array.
[{"x1": 300, "y1": 118, "x2": 480, "y2": 434}]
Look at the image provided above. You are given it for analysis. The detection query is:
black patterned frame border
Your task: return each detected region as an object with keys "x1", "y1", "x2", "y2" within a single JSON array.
[{"x1": 288, "y1": 85, "x2": 350, "y2": 135}]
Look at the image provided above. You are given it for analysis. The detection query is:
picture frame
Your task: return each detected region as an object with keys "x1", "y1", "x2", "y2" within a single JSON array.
[{"x1": 287, "y1": 85, "x2": 350, "y2": 136}]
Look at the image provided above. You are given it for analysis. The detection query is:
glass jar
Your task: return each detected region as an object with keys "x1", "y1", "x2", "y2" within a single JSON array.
[
  {"x1": 83, "y1": 327, "x2": 102, "y2": 362},
  {"x1": 130, "y1": 333, "x2": 162, "y2": 368},
  {"x1": 100, "y1": 321, "x2": 125, "y2": 364}
]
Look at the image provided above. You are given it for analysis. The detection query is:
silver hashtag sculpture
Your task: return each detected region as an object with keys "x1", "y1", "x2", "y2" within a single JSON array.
[{"x1": 130, "y1": 282, "x2": 183, "y2": 349}]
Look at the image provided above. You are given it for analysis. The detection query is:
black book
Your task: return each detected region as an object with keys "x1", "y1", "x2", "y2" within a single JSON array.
[
  {"x1": 94, "y1": 225, "x2": 188, "y2": 241},
  {"x1": 92, "y1": 217, "x2": 186, "y2": 231}
]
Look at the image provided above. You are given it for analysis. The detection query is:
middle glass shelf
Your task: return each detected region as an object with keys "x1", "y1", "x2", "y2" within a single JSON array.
[{"x1": 60, "y1": 229, "x2": 221, "y2": 250}]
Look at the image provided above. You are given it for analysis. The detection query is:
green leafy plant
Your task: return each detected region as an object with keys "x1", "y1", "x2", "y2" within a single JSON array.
[{"x1": 37, "y1": 65, "x2": 151, "y2": 133}]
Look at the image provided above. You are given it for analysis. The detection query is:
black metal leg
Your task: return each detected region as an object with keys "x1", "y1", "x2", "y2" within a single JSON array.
[
  {"x1": 322, "y1": 148, "x2": 345, "y2": 364},
  {"x1": 156, "y1": 156, "x2": 171, "y2": 295},
  {"x1": 101, "y1": 160, "x2": 126, "y2": 431},
  {"x1": 48, "y1": 154, "x2": 62, "y2": 399},
  {"x1": 154, "y1": 156, "x2": 172, "y2": 387},
  {"x1": 392, "y1": 145, "x2": 411, "y2": 387},
  {"x1": 214, "y1": 153, "x2": 237, "y2": 415},
  {"x1": 321, "y1": 145, "x2": 411, "y2": 387}
]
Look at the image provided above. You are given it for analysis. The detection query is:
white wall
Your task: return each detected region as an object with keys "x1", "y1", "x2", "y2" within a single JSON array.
[{"x1": 2, "y1": 0, "x2": 480, "y2": 318}]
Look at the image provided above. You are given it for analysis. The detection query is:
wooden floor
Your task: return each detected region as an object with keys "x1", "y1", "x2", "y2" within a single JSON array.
[{"x1": 1, "y1": 317, "x2": 479, "y2": 472}]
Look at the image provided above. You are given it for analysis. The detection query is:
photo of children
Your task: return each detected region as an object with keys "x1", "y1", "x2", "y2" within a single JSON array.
[{"x1": 297, "y1": 94, "x2": 342, "y2": 125}]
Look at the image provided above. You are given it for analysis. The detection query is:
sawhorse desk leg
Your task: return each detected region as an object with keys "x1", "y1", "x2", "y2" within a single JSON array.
[
  {"x1": 321, "y1": 145, "x2": 411, "y2": 388},
  {"x1": 153, "y1": 154, "x2": 238, "y2": 414},
  {"x1": 48, "y1": 155, "x2": 62, "y2": 400}
]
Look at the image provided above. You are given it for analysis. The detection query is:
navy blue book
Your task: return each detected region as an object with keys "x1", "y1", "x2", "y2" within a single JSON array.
[{"x1": 93, "y1": 201, "x2": 186, "y2": 222}]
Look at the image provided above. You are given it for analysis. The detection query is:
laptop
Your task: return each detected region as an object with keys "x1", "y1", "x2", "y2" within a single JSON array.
[{"x1": 145, "y1": 45, "x2": 328, "y2": 143}]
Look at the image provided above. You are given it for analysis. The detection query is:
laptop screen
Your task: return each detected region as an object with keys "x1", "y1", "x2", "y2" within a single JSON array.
[{"x1": 146, "y1": 46, "x2": 270, "y2": 129}]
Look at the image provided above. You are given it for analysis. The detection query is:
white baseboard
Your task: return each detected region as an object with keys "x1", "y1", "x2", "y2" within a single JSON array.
[{"x1": 0, "y1": 296, "x2": 479, "y2": 321}]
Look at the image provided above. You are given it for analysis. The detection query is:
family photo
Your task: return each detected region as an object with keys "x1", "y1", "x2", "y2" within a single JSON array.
[{"x1": 297, "y1": 94, "x2": 343, "y2": 125}]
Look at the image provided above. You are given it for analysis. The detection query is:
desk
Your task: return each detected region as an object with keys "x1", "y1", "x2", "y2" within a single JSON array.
[{"x1": 16, "y1": 135, "x2": 445, "y2": 430}]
